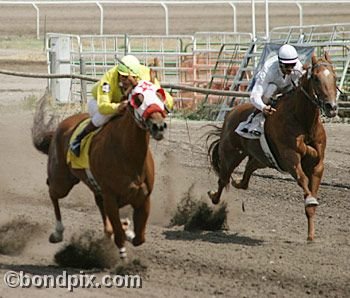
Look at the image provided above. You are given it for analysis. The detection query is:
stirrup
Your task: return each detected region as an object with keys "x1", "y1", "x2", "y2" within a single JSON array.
[
  {"x1": 251, "y1": 130, "x2": 261, "y2": 137},
  {"x1": 70, "y1": 140, "x2": 81, "y2": 157}
]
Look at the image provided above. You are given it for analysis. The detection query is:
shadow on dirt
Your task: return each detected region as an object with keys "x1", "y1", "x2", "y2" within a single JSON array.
[
  {"x1": 0, "y1": 263, "x2": 88, "y2": 275},
  {"x1": 163, "y1": 230, "x2": 264, "y2": 246}
]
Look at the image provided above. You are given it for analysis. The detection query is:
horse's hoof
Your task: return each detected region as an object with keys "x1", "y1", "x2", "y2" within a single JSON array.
[
  {"x1": 132, "y1": 237, "x2": 145, "y2": 247},
  {"x1": 125, "y1": 230, "x2": 135, "y2": 242},
  {"x1": 307, "y1": 237, "x2": 315, "y2": 243},
  {"x1": 207, "y1": 191, "x2": 220, "y2": 205},
  {"x1": 231, "y1": 180, "x2": 239, "y2": 188},
  {"x1": 231, "y1": 180, "x2": 248, "y2": 190},
  {"x1": 49, "y1": 233, "x2": 63, "y2": 243}
]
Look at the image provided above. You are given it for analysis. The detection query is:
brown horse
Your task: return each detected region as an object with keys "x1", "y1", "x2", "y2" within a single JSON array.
[
  {"x1": 207, "y1": 52, "x2": 338, "y2": 241},
  {"x1": 32, "y1": 81, "x2": 167, "y2": 258}
]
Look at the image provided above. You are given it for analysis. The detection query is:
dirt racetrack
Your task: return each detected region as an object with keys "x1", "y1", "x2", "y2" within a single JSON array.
[
  {"x1": 1, "y1": 3, "x2": 350, "y2": 298},
  {"x1": 0, "y1": 62, "x2": 350, "y2": 298}
]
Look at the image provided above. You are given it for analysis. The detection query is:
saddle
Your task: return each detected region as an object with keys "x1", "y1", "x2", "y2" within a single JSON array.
[
  {"x1": 67, "y1": 119, "x2": 100, "y2": 169},
  {"x1": 235, "y1": 111, "x2": 286, "y2": 173},
  {"x1": 236, "y1": 111, "x2": 264, "y2": 139}
]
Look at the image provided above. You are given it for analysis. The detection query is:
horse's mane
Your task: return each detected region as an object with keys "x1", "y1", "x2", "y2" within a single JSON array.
[{"x1": 109, "y1": 102, "x2": 130, "y2": 122}]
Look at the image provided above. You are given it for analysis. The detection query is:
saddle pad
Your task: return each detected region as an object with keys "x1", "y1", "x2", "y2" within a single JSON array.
[
  {"x1": 66, "y1": 118, "x2": 98, "y2": 169},
  {"x1": 235, "y1": 114, "x2": 287, "y2": 173},
  {"x1": 259, "y1": 132, "x2": 287, "y2": 174},
  {"x1": 235, "y1": 113, "x2": 262, "y2": 140}
]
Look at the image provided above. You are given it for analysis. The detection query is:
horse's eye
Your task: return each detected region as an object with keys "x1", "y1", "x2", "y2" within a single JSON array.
[
  {"x1": 313, "y1": 75, "x2": 320, "y2": 83},
  {"x1": 133, "y1": 94, "x2": 143, "y2": 107}
]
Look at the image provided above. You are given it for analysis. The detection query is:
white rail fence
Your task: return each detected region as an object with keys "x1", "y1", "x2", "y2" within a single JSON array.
[
  {"x1": 45, "y1": 24, "x2": 350, "y2": 112},
  {"x1": 2, "y1": 0, "x2": 350, "y2": 39}
]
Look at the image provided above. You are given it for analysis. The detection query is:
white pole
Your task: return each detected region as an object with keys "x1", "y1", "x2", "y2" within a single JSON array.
[
  {"x1": 296, "y1": 2, "x2": 303, "y2": 28},
  {"x1": 96, "y1": 2, "x2": 104, "y2": 35},
  {"x1": 251, "y1": 0, "x2": 256, "y2": 40},
  {"x1": 229, "y1": 2, "x2": 237, "y2": 33},
  {"x1": 32, "y1": 3, "x2": 40, "y2": 39},
  {"x1": 161, "y1": 2, "x2": 169, "y2": 36},
  {"x1": 265, "y1": 0, "x2": 269, "y2": 40}
]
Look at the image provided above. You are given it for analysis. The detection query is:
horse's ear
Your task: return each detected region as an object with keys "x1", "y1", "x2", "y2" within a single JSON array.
[
  {"x1": 324, "y1": 51, "x2": 332, "y2": 63},
  {"x1": 311, "y1": 52, "x2": 317, "y2": 65},
  {"x1": 302, "y1": 63, "x2": 309, "y2": 70}
]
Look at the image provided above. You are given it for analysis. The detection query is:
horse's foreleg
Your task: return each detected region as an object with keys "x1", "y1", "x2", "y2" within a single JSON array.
[
  {"x1": 132, "y1": 196, "x2": 150, "y2": 247},
  {"x1": 94, "y1": 194, "x2": 113, "y2": 238},
  {"x1": 103, "y1": 195, "x2": 127, "y2": 259},
  {"x1": 302, "y1": 155, "x2": 324, "y2": 242},
  {"x1": 232, "y1": 156, "x2": 264, "y2": 189},
  {"x1": 288, "y1": 155, "x2": 319, "y2": 241}
]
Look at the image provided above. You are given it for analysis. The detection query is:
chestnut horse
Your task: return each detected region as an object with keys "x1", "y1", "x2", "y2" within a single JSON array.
[
  {"x1": 32, "y1": 81, "x2": 167, "y2": 258},
  {"x1": 207, "y1": 52, "x2": 338, "y2": 241}
]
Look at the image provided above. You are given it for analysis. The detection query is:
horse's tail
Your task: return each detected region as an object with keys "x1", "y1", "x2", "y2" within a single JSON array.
[
  {"x1": 31, "y1": 89, "x2": 59, "y2": 155},
  {"x1": 206, "y1": 124, "x2": 222, "y2": 176}
]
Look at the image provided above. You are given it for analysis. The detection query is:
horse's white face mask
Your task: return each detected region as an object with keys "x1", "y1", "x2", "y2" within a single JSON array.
[{"x1": 129, "y1": 80, "x2": 167, "y2": 120}]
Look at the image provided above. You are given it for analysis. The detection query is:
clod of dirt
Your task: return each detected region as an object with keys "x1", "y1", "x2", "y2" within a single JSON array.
[
  {"x1": 54, "y1": 230, "x2": 118, "y2": 269},
  {"x1": 0, "y1": 218, "x2": 40, "y2": 255},
  {"x1": 170, "y1": 184, "x2": 228, "y2": 231}
]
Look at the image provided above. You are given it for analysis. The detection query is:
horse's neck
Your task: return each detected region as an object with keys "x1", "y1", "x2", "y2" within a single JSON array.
[
  {"x1": 294, "y1": 79, "x2": 320, "y2": 132},
  {"x1": 110, "y1": 111, "x2": 150, "y2": 160}
]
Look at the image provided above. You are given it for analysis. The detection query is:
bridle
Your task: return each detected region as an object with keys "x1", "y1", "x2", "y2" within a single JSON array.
[
  {"x1": 299, "y1": 62, "x2": 337, "y2": 112},
  {"x1": 127, "y1": 102, "x2": 149, "y2": 130}
]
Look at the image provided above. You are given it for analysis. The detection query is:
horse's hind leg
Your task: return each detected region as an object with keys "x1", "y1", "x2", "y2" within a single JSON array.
[
  {"x1": 132, "y1": 195, "x2": 150, "y2": 247},
  {"x1": 232, "y1": 156, "x2": 264, "y2": 189},
  {"x1": 208, "y1": 148, "x2": 247, "y2": 204},
  {"x1": 94, "y1": 194, "x2": 113, "y2": 238},
  {"x1": 48, "y1": 176, "x2": 77, "y2": 243},
  {"x1": 103, "y1": 194, "x2": 127, "y2": 259}
]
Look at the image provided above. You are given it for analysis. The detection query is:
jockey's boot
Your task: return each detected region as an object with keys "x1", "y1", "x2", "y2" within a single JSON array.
[
  {"x1": 241, "y1": 109, "x2": 260, "y2": 133},
  {"x1": 70, "y1": 121, "x2": 98, "y2": 157}
]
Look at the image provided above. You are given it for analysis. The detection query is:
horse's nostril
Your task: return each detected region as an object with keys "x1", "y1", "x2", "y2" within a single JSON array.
[
  {"x1": 164, "y1": 123, "x2": 167, "y2": 129},
  {"x1": 326, "y1": 102, "x2": 337, "y2": 111}
]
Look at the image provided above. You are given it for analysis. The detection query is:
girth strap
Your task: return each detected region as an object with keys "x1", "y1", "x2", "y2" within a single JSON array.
[{"x1": 85, "y1": 168, "x2": 102, "y2": 194}]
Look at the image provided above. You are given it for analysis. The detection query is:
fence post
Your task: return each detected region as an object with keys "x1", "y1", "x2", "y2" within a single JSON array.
[
  {"x1": 32, "y1": 3, "x2": 40, "y2": 39},
  {"x1": 229, "y1": 2, "x2": 237, "y2": 33},
  {"x1": 160, "y1": 2, "x2": 169, "y2": 35},
  {"x1": 251, "y1": 0, "x2": 256, "y2": 40},
  {"x1": 96, "y1": 2, "x2": 104, "y2": 35},
  {"x1": 80, "y1": 57, "x2": 87, "y2": 111}
]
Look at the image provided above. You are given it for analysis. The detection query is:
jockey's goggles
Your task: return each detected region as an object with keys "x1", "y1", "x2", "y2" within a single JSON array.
[{"x1": 279, "y1": 62, "x2": 296, "y2": 70}]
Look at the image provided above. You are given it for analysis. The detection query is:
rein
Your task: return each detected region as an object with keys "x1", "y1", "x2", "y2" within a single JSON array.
[
  {"x1": 126, "y1": 104, "x2": 149, "y2": 130},
  {"x1": 300, "y1": 62, "x2": 335, "y2": 111}
]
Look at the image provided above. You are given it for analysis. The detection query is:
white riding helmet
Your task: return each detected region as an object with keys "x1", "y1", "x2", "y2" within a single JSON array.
[{"x1": 278, "y1": 44, "x2": 298, "y2": 64}]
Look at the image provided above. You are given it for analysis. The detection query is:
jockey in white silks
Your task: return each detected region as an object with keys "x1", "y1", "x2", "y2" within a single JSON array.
[{"x1": 241, "y1": 44, "x2": 305, "y2": 136}]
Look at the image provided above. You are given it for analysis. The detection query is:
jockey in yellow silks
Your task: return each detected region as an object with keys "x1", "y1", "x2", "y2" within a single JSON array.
[{"x1": 70, "y1": 55, "x2": 173, "y2": 157}]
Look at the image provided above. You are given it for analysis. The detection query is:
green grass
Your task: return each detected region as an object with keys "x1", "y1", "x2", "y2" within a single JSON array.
[{"x1": 0, "y1": 36, "x2": 43, "y2": 51}]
